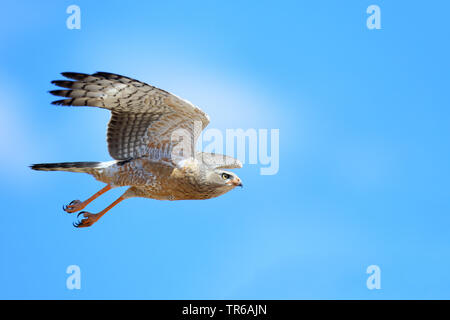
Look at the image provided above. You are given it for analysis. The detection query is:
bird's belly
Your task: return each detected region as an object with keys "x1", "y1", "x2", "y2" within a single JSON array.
[
  {"x1": 97, "y1": 160, "x2": 232, "y2": 201},
  {"x1": 131, "y1": 183, "x2": 223, "y2": 201},
  {"x1": 97, "y1": 160, "x2": 168, "y2": 187}
]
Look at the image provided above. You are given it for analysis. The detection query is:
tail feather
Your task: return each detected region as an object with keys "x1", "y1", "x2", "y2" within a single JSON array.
[{"x1": 30, "y1": 161, "x2": 103, "y2": 173}]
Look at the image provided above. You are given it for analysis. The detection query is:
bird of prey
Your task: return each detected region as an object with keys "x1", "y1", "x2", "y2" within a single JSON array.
[{"x1": 31, "y1": 72, "x2": 243, "y2": 228}]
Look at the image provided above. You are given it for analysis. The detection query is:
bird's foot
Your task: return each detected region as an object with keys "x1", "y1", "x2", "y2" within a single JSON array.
[
  {"x1": 73, "y1": 211, "x2": 101, "y2": 228},
  {"x1": 63, "y1": 200, "x2": 85, "y2": 213}
]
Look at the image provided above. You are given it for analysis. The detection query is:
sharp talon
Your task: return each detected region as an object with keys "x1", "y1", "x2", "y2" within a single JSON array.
[
  {"x1": 73, "y1": 222, "x2": 79, "y2": 228},
  {"x1": 77, "y1": 211, "x2": 86, "y2": 218},
  {"x1": 63, "y1": 200, "x2": 85, "y2": 214}
]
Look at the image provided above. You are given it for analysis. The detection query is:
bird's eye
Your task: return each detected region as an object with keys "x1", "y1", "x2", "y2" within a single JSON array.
[{"x1": 221, "y1": 173, "x2": 231, "y2": 180}]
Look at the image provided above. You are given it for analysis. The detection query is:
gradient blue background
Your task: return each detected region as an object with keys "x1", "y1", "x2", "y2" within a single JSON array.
[{"x1": 1, "y1": 1, "x2": 449, "y2": 299}]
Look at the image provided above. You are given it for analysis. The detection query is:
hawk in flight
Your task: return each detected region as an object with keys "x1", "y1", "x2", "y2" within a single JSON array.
[{"x1": 31, "y1": 72, "x2": 243, "y2": 228}]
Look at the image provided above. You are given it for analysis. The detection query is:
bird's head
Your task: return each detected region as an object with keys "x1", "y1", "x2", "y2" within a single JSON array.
[
  {"x1": 182, "y1": 153, "x2": 244, "y2": 198},
  {"x1": 204, "y1": 169, "x2": 243, "y2": 194}
]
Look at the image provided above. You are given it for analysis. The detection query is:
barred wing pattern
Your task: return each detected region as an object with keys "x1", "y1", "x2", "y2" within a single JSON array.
[
  {"x1": 196, "y1": 152, "x2": 243, "y2": 169},
  {"x1": 50, "y1": 72, "x2": 210, "y2": 161}
]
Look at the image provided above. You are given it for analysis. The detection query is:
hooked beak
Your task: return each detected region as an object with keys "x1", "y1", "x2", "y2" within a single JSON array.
[{"x1": 231, "y1": 177, "x2": 243, "y2": 188}]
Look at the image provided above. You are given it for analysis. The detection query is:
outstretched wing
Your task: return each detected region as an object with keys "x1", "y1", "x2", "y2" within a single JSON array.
[
  {"x1": 196, "y1": 152, "x2": 242, "y2": 169},
  {"x1": 50, "y1": 72, "x2": 210, "y2": 160}
]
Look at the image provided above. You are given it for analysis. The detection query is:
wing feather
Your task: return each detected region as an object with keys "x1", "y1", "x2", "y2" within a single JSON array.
[
  {"x1": 50, "y1": 72, "x2": 210, "y2": 160},
  {"x1": 196, "y1": 152, "x2": 242, "y2": 169}
]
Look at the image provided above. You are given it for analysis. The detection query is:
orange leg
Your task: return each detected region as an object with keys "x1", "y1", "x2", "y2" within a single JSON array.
[
  {"x1": 63, "y1": 184, "x2": 112, "y2": 213},
  {"x1": 73, "y1": 195, "x2": 125, "y2": 228}
]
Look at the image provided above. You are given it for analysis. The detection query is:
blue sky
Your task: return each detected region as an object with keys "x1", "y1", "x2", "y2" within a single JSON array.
[{"x1": 1, "y1": 0, "x2": 449, "y2": 299}]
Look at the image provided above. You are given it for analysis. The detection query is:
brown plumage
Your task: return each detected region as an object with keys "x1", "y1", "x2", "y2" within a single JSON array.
[{"x1": 31, "y1": 72, "x2": 243, "y2": 228}]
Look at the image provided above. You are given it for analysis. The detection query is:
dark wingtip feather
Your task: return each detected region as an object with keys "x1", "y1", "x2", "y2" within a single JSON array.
[
  {"x1": 61, "y1": 72, "x2": 89, "y2": 80},
  {"x1": 93, "y1": 71, "x2": 121, "y2": 80},
  {"x1": 94, "y1": 71, "x2": 146, "y2": 85},
  {"x1": 49, "y1": 90, "x2": 71, "y2": 97},
  {"x1": 51, "y1": 99, "x2": 71, "y2": 106},
  {"x1": 51, "y1": 80, "x2": 74, "y2": 88},
  {"x1": 94, "y1": 71, "x2": 116, "y2": 76}
]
